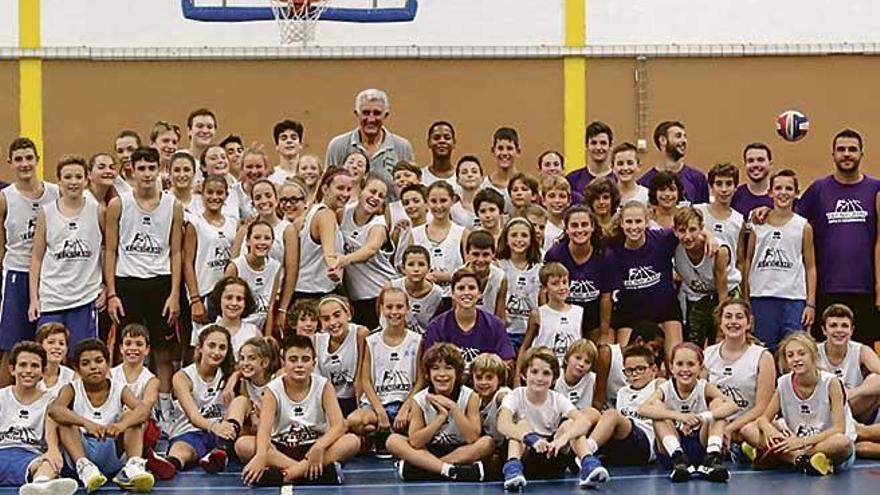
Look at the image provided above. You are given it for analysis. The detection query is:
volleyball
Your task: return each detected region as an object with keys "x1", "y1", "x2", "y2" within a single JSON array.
[{"x1": 776, "y1": 110, "x2": 810, "y2": 142}]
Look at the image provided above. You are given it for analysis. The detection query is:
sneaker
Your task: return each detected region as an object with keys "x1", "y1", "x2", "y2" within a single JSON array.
[
  {"x1": 320, "y1": 462, "x2": 345, "y2": 485},
  {"x1": 579, "y1": 455, "x2": 609, "y2": 488},
  {"x1": 669, "y1": 450, "x2": 692, "y2": 483},
  {"x1": 75, "y1": 458, "x2": 107, "y2": 494},
  {"x1": 396, "y1": 460, "x2": 434, "y2": 481},
  {"x1": 798, "y1": 453, "x2": 833, "y2": 476},
  {"x1": 199, "y1": 448, "x2": 228, "y2": 474},
  {"x1": 696, "y1": 452, "x2": 729, "y2": 482},
  {"x1": 19, "y1": 478, "x2": 79, "y2": 495},
  {"x1": 741, "y1": 442, "x2": 757, "y2": 463},
  {"x1": 145, "y1": 450, "x2": 177, "y2": 481},
  {"x1": 502, "y1": 459, "x2": 527, "y2": 491},
  {"x1": 449, "y1": 462, "x2": 484, "y2": 482},
  {"x1": 113, "y1": 457, "x2": 156, "y2": 492}
]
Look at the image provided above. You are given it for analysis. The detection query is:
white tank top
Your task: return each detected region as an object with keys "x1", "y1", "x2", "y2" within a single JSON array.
[
  {"x1": 315, "y1": 324, "x2": 359, "y2": 399},
  {"x1": 71, "y1": 378, "x2": 126, "y2": 429},
  {"x1": 705, "y1": 342, "x2": 766, "y2": 419},
  {"x1": 661, "y1": 378, "x2": 709, "y2": 419},
  {"x1": 749, "y1": 215, "x2": 808, "y2": 299},
  {"x1": 694, "y1": 204, "x2": 743, "y2": 259},
  {"x1": 674, "y1": 242, "x2": 742, "y2": 301},
  {"x1": 169, "y1": 364, "x2": 226, "y2": 437},
  {"x1": 0, "y1": 386, "x2": 52, "y2": 453},
  {"x1": 605, "y1": 344, "x2": 628, "y2": 408},
  {"x1": 116, "y1": 191, "x2": 175, "y2": 278},
  {"x1": 267, "y1": 374, "x2": 328, "y2": 448},
  {"x1": 186, "y1": 194, "x2": 241, "y2": 227},
  {"x1": 411, "y1": 223, "x2": 465, "y2": 297},
  {"x1": 388, "y1": 201, "x2": 407, "y2": 229},
  {"x1": 414, "y1": 385, "x2": 474, "y2": 446},
  {"x1": 232, "y1": 255, "x2": 281, "y2": 329},
  {"x1": 231, "y1": 183, "x2": 256, "y2": 221},
  {"x1": 366, "y1": 330, "x2": 421, "y2": 404},
  {"x1": 191, "y1": 214, "x2": 236, "y2": 297},
  {"x1": 479, "y1": 264, "x2": 505, "y2": 315},
  {"x1": 341, "y1": 204, "x2": 397, "y2": 301},
  {"x1": 616, "y1": 379, "x2": 659, "y2": 457},
  {"x1": 39, "y1": 197, "x2": 103, "y2": 311},
  {"x1": 217, "y1": 319, "x2": 261, "y2": 358},
  {"x1": 2, "y1": 182, "x2": 59, "y2": 272},
  {"x1": 38, "y1": 366, "x2": 75, "y2": 401},
  {"x1": 554, "y1": 371, "x2": 596, "y2": 410},
  {"x1": 778, "y1": 371, "x2": 856, "y2": 440},
  {"x1": 534, "y1": 305, "x2": 584, "y2": 365},
  {"x1": 500, "y1": 260, "x2": 541, "y2": 335},
  {"x1": 543, "y1": 221, "x2": 564, "y2": 252},
  {"x1": 110, "y1": 365, "x2": 155, "y2": 401},
  {"x1": 450, "y1": 202, "x2": 478, "y2": 229},
  {"x1": 296, "y1": 204, "x2": 343, "y2": 293},
  {"x1": 480, "y1": 387, "x2": 510, "y2": 445},
  {"x1": 387, "y1": 277, "x2": 443, "y2": 334},
  {"x1": 818, "y1": 341, "x2": 865, "y2": 389}
]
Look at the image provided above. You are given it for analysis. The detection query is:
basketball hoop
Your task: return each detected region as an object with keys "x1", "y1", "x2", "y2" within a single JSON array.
[{"x1": 269, "y1": 0, "x2": 329, "y2": 46}]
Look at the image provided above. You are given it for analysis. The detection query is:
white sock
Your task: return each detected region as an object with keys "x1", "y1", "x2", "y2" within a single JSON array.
[
  {"x1": 32, "y1": 475, "x2": 50, "y2": 483},
  {"x1": 662, "y1": 436, "x2": 682, "y2": 456},
  {"x1": 585, "y1": 438, "x2": 599, "y2": 456},
  {"x1": 707, "y1": 435, "x2": 723, "y2": 454},
  {"x1": 441, "y1": 463, "x2": 454, "y2": 477}
]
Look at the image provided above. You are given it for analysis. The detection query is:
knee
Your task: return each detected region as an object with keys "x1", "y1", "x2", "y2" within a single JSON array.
[
  {"x1": 234, "y1": 436, "x2": 254, "y2": 458},
  {"x1": 385, "y1": 433, "x2": 407, "y2": 454}
]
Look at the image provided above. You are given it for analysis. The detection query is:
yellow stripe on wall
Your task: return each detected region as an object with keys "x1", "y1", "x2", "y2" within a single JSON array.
[
  {"x1": 19, "y1": 0, "x2": 43, "y2": 179},
  {"x1": 563, "y1": 0, "x2": 586, "y2": 172}
]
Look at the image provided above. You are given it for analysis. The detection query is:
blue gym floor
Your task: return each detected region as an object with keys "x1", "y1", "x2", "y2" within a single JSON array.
[{"x1": 5, "y1": 458, "x2": 880, "y2": 494}]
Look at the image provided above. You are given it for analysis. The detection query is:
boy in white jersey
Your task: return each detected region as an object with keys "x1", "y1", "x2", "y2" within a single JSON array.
[
  {"x1": 464, "y1": 230, "x2": 507, "y2": 321},
  {"x1": 611, "y1": 143, "x2": 649, "y2": 205},
  {"x1": 385, "y1": 246, "x2": 443, "y2": 335},
  {"x1": 388, "y1": 161, "x2": 421, "y2": 231},
  {"x1": 266, "y1": 120, "x2": 304, "y2": 185},
  {"x1": 0, "y1": 137, "x2": 60, "y2": 385},
  {"x1": 595, "y1": 320, "x2": 664, "y2": 409},
  {"x1": 35, "y1": 324, "x2": 75, "y2": 401},
  {"x1": 471, "y1": 353, "x2": 510, "y2": 479},
  {"x1": 49, "y1": 339, "x2": 154, "y2": 493},
  {"x1": 1, "y1": 341, "x2": 78, "y2": 495},
  {"x1": 237, "y1": 334, "x2": 360, "y2": 486},
  {"x1": 554, "y1": 339, "x2": 601, "y2": 414}
]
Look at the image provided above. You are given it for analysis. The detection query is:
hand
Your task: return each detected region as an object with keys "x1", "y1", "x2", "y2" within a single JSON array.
[
  {"x1": 107, "y1": 295, "x2": 125, "y2": 325},
  {"x1": 105, "y1": 422, "x2": 123, "y2": 438},
  {"x1": 305, "y1": 445, "x2": 325, "y2": 480},
  {"x1": 27, "y1": 299, "x2": 40, "y2": 323},
  {"x1": 42, "y1": 450, "x2": 64, "y2": 473},
  {"x1": 212, "y1": 420, "x2": 237, "y2": 440},
  {"x1": 427, "y1": 394, "x2": 457, "y2": 412},
  {"x1": 775, "y1": 436, "x2": 807, "y2": 454},
  {"x1": 326, "y1": 254, "x2": 342, "y2": 270},
  {"x1": 393, "y1": 403, "x2": 410, "y2": 432},
  {"x1": 221, "y1": 382, "x2": 237, "y2": 407},
  {"x1": 680, "y1": 413, "x2": 703, "y2": 429},
  {"x1": 83, "y1": 421, "x2": 105, "y2": 439},
  {"x1": 377, "y1": 409, "x2": 392, "y2": 432},
  {"x1": 392, "y1": 219, "x2": 410, "y2": 237},
  {"x1": 242, "y1": 454, "x2": 267, "y2": 486},
  {"x1": 531, "y1": 437, "x2": 552, "y2": 454},
  {"x1": 546, "y1": 435, "x2": 568, "y2": 458},
  {"x1": 763, "y1": 427, "x2": 788, "y2": 452},
  {"x1": 750, "y1": 207, "x2": 771, "y2": 225},
  {"x1": 327, "y1": 266, "x2": 343, "y2": 283},
  {"x1": 703, "y1": 236, "x2": 720, "y2": 256},
  {"x1": 425, "y1": 272, "x2": 438, "y2": 284},
  {"x1": 162, "y1": 295, "x2": 180, "y2": 325},
  {"x1": 191, "y1": 300, "x2": 209, "y2": 324},
  {"x1": 802, "y1": 305, "x2": 816, "y2": 329},
  {"x1": 95, "y1": 288, "x2": 107, "y2": 312},
  {"x1": 275, "y1": 310, "x2": 288, "y2": 334},
  {"x1": 425, "y1": 395, "x2": 449, "y2": 419}
]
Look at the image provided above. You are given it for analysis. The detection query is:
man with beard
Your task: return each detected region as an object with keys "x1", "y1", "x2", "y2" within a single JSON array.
[
  {"x1": 797, "y1": 128, "x2": 880, "y2": 343},
  {"x1": 566, "y1": 121, "x2": 614, "y2": 197},
  {"x1": 421, "y1": 121, "x2": 459, "y2": 193},
  {"x1": 731, "y1": 142, "x2": 775, "y2": 217},
  {"x1": 638, "y1": 121, "x2": 709, "y2": 206}
]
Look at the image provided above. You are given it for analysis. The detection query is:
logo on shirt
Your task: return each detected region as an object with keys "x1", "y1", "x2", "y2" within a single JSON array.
[
  {"x1": 18, "y1": 218, "x2": 37, "y2": 242},
  {"x1": 552, "y1": 333, "x2": 575, "y2": 361},
  {"x1": 505, "y1": 293, "x2": 532, "y2": 321},
  {"x1": 826, "y1": 198, "x2": 868, "y2": 224},
  {"x1": 377, "y1": 369, "x2": 412, "y2": 395},
  {"x1": 756, "y1": 245, "x2": 793, "y2": 270},
  {"x1": 277, "y1": 421, "x2": 321, "y2": 447},
  {"x1": 56, "y1": 239, "x2": 93, "y2": 261},
  {"x1": 799, "y1": 404, "x2": 811, "y2": 415},
  {"x1": 208, "y1": 245, "x2": 232, "y2": 269},
  {"x1": 713, "y1": 223, "x2": 724, "y2": 233},
  {"x1": 686, "y1": 278, "x2": 713, "y2": 295},
  {"x1": 623, "y1": 266, "x2": 661, "y2": 290},
  {"x1": 719, "y1": 384, "x2": 748, "y2": 409},
  {"x1": 124, "y1": 232, "x2": 162, "y2": 255},
  {"x1": 0, "y1": 425, "x2": 39, "y2": 446},
  {"x1": 569, "y1": 279, "x2": 600, "y2": 303}
]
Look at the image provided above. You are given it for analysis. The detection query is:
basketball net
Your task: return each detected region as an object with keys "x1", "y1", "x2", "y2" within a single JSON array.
[{"x1": 269, "y1": 0, "x2": 329, "y2": 46}]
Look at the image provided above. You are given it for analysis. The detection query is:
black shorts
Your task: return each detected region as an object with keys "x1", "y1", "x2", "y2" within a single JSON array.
[
  {"x1": 521, "y1": 443, "x2": 573, "y2": 479},
  {"x1": 115, "y1": 275, "x2": 178, "y2": 349},
  {"x1": 273, "y1": 442, "x2": 311, "y2": 461},
  {"x1": 573, "y1": 301, "x2": 601, "y2": 336},
  {"x1": 612, "y1": 298, "x2": 683, "y2": 329},
  {"x1": 815, "y1": 293, "x2": 879, "y2": 345},
  {"x1": 350, "y1": 298, "x2": 380, "y2": 331}
]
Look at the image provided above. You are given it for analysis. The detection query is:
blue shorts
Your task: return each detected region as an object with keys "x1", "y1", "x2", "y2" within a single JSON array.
[
  {"x1": 0, "y1": 447, "x2": 40, "y2": 486},
  {"x1": 750, "y1": 297, "x2": 805, "y2": 351},
  {"x1": 37, "y1": 301, "x2": 98, "y2": 357},
  {"x1": 64, "y1": 435, "x2": 125, "y2": 476},
  {"x1": 0, "y1": 271, "x2": 37, "y2": 350},
  {"x1": 657, "y1": 431, "x2": 705, "y2": 468},
  {"x1": 170, "y1": 431, "x2": 218, "y2": 460},
  {"x1": 600, "y1": 419, "x2": 652, "y2": 466}
]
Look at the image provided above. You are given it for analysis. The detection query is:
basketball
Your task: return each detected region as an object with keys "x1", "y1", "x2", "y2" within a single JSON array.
[{"x1": 776, "y1": 109, "x2": 810, "y2": 142}]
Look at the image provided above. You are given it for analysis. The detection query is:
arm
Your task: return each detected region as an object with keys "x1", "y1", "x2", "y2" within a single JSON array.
[
  {"x1": 27, "y1": 209, "x2": 47, "y2": 321},
  {"x1": 847, "y1": 346, "x2": 880, "y2": 400},
  {"x1": 141, "y1": 376, "x2": 160, "y2": 410},
  {"x1": 494, "y1": 277, "x2": 508, "y2": 323},
  {"x1": 799, "y1": 378, "x2": 848, "y2": 450},
  {"x1": 598, "y1": 292, "x2": 613, "y2": 344},
  {"x1": 339, "y1": 224, "x2": 386, "y2": 267},
  {"x1": 164, "y1": 201, "x2": 184, "y2": 323},
  {"x1": 115, "y1": 386, "x2": 149, "y2": 430},
  {"x1": 713, "y1": 246, "x2": 731, "y2": 304},
  {"x1": 514, "y1": 310, "x2": 540, "y2": 386},
  {"x1": 183, "y1": 223, "x2": 207, "y2": 322},
  {"x1": 802, "y1": 223, "x2": 817, "y2": 327},
  {"x1": 276, "y1": 224, "x2": 299, "y2": 329},
  {"x1": 725, "y1": 351, "x2": 776, "y2": 433},
  {"x1": 103, "y1": 198, "x2": 123, "y2": 323},
  {"x1": 497, "y1": 406, "x2": 533, "y2": 442},
  {"x1": 359, "y1": 340, "x2": 387, "y2": 419},
  {"x1": 875, "y1": 191, "x2": 880, "y2": 310},
  {"x1": 454, "y1": 392, "x2": 483, "y2": 444},
  {"x1": 315, "y1": 209, "x2": 341, "y2": 266},
  {"x1": 554, "y1": 408, "x2": 593, "y2": 443},
  {"x1": 310, "y1": 382, "x2": 347, "y2": 452},
  {"x1": 742, "y1": 227, "x2": 756, "y2": 300},
  {"x1": 704, "y1": 383, "x2": 738, "y2": 420},
  {"x1": 406, "y1": 399, "x2": 440, "y2": 449},
  {"x1": 48, "y1": 385, "x2": 95, "y2": 430},
  {"x1": 172, "y1": 371, "x2": 216, "y2": 431},
  {"x1": 242, "y1": 387, "x2": 277, "y2": 485},
  {"x1": 636, "y1": 388, "x2": 681, "y2": 421},
  {"x1": 266, "y1": 269, "x2": 282, "y2": 338},
  {"x1": 230, "y1": 225, "x2": 246, "y2": 258},
  {"x1": 353, "y1": 326, "x2": 369, "y2": 401},
  {"x1": 0, "y1": 194, "x2": 6, "y2": 270}
]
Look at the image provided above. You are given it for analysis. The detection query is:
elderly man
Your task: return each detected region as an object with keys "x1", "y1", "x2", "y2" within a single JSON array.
[{"x1": 325, "y1": 88, "x2": 414, "y2": 200}]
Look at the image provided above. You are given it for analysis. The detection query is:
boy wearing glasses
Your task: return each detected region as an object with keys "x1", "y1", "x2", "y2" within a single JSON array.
[{"x1": 578, "y1": 346, "x2": 662, "y2": 487}]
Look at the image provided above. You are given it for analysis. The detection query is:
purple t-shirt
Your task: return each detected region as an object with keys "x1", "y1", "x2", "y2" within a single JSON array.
[
  {"x1": 606, "y1": 228, "x2": 679, "y2": 321},
  {"x1": 731, "y1": 184, "x2": 773, "y2": 217},
  {"x1": 638, "y1": 165, "x2": 710, "y2": 205},
  {"x1": 544, "y1": 241, "x2": 611, "y2": 306},
  {"x1": 565, "y1": 168, "x2": 609, "y2": 203},
  {"x1": 796, "y1": 174, "x2": 880, "y2": 294},
  {"x1": 424, "y1": 308, "x2": 516, "y2": 365}
]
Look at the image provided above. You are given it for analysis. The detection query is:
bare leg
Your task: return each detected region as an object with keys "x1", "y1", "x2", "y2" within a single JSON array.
[
  {"x1": 324, "y1": 433, "x2": 361, "y2": 464},
  {"x1": 123, "y1": 424, "x2": 145, "y2": 458},
  {"x1": 347, "y1": 408, "x2": 378, "y2": 436},
  {"x1": 507, "y1": 439, "x2": 524, "y2": 460},
  {"x1": 661, "y1": 321, "x2": 683, "y2": 368},
  {"x1": 386, "y1": 434, "x2": 444, "y2": 474},
  {"x1": 855, "y1": 441, "x2": 880, "y2": 458},
  {"x1": 168, "y1": 440, "x2": 198, "y2": 467},
  {"x1": 652, "y1": 420, "x2": 680, "y2": 456},
  {"x1": 154, "y1": 347, "x2": 174, "y2": 394},
  {"x1": 440, "y1": 436, "x2": 495, "y2": 464},
  {"x1": 234, "y1": 436, "x2": 257, "y2": 462},
  {"x1": 812, "y1": 433, "x2": 853, "y2": 464},
  {"x1": 58, "y1": 425, "x2": 87, "y2": 462},
  {"x1": 616, "y1": 328, "x2": 633, "y2": 347},
  {"x1": 588, "y1": 409, "x2": 633, "y2": 447}
]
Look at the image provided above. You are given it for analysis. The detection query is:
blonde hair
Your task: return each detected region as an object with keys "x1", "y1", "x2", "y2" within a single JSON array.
[
  {"x1": 471, "y1": 352, "x2": 508, "y2": 384},
  {"x1": 539, "y1": 261, "x2": 569, "y2": 286},
  {"x1": 672, "y1": 206, "x2": 704, "y2": 230},
  {"x1": 563, "y1": 339, "x2": 598, "y2": 368},
  {"x1": 777, "y1": 331, "x2": 821, "y2": 374},
  {"x1": 540, "y1": 175, "x2": 571, "y2": 196},
  {"x1": 318, "y1": 295, "x2": 351, "y2": 316}
]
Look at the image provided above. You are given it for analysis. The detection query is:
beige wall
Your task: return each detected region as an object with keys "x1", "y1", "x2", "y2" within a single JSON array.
[{"x1": 0, "y1": 62, "x2": 19, "y2": 182}]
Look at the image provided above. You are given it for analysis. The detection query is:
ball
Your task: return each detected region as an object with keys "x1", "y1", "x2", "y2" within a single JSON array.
[{"x1": 776, "y1": 110, "x2": 810, "y2": 142}]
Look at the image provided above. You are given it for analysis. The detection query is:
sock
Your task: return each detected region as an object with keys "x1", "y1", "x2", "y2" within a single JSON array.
[
  {"x1": 169, "y1": 457, "x2": 183, "y2": 472},
  {"x1": 159, "y1": 393, "x2": 173, "y2": 418},
  {"x1": 440, "y1": 463, "x2": 454, "y2": 478},
  {"x1": 662, "y1": 436, "x2": 682, "y2": 457},
  {"x1": 33, "y1": 475, "x2": 50, "y2": 483},
  {"x1": 585, "y1": 438, "x2": 599, "y2": 456},
  {"x1": 707, "y1": 435, "x2": 723, "y2": 454},
  {"x1": 226, "y1": 418, "x2": 242, "y2": 435}
]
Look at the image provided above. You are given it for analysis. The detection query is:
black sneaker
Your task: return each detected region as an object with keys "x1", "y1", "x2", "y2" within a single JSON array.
[
  {"x1": 796, "y1": 453, "x2": 833, "y2": 476},
  {"x1": 696, "y1": 452, "x2": 729, "y2": 482},
  {"x1": 397, "y1": 460, "x2": 437, "y2": 481},
  {"x1": 449, "y1": 462, "x2": 484, "y2": 482},
  {"x1": 670, "y1": 450, "x2": 692, "y2": 482}
]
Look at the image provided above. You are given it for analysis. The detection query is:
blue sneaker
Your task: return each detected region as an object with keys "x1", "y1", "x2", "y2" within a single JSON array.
[
  {"x1": 503, "y1": 459, "x2": 527, "y2": 491},
  {"x1": 579, "y1": 455, "x2": 609, "y2": 488}
]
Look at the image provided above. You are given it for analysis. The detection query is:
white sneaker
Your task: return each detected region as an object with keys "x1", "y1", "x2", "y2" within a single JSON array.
[
  {"x1": 112, "y1": 457, "x2": 155, "y2": 492},
  {"x1": 75, "y1": 459, "x2": 107, "y2": 494},
  {"x1": 19, "y1": 478, "x2": 79, "y2": 495}
]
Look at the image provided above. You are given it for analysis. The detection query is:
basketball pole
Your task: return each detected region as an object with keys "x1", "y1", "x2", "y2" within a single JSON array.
[
  {"x1": 19, "y1": 0, "x2": 44, "y2": 179},
  {"x1": 563, "y1": 0, "x2": 586, "y2": 172}
]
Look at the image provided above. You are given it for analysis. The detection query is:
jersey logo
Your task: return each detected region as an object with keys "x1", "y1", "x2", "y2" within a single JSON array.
[
  {"x1": 505, "y1": 293, "x2": 532, "y2": 320},
  {"x1": 0, "y1": 425, "x2": 39, "y2": 446},
  {"x1": 568, "y1": 279, "x2": 599, "y2": 303},
  {"x1": 687, "y1": 278, "x2": 713, "y2": 294},
  {"x1": 799, "y1": 404, "x2": 811, "y2": 415},
  {"x1": 826, "y1": 198, "x2": 868, "y2": 224},
  {"x1": 208, "y1": 245, "x2": 231, "y2": 268},
  {"x1": 18, "y1": 410, "x2": 29, "y2": 419},
  {"x1": 756, "y1": 245, "x2": 793, "y2": 270},
  {"x1": 67, "y1": 222, "x2": 78, "y2": 232},
  {"x1": 18, "y1": 218, "x2": 37, "y2": 242},
  {"x1": 552, "y1": 333, "x2": 575, "y2": 360},
  {"x1": 124, "y1": 232, "x2": 162, "y2": 255},
  {"x1": 389, "y1": 352, "x2": 400, "y2": 362},
  {"x1": 277, "y1": 421, "x2": 321, "y2": 448},
  {"x1": 624, "y1": 266, "x2": 661, "y2": 290},
  {"x1": 377, "y1": 369, "x2": 411, "y2": 395},
  {"x1": 719, "y1": 384, "x2": 748, "y2": 408},
  {"x1": 56, "y1": 239, "x2": 93, "y2": 261}
]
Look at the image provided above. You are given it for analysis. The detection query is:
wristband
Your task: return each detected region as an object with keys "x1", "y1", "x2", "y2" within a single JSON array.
[
  {"x1": 107, "y1": 294, "x2": 120, "y2": 302},
  {"x1": 699, "y1": 411, "x2": 714, "y2": 424},
  {"x1": 523, "y1": 432, "x2": 541, "y2": 448},
  {"x1": 806, "y1": 303, "x2": 816, "y2": 309},
  {"x1": 277, "y1": 308, "x2": 288, "y2": 314}
]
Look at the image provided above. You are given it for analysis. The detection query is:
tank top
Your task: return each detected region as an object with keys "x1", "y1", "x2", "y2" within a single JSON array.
[
  {"x1": 616, "y1": 379, "x2": 659, "y2": 456},
  {"x1": 267, "y1": 374, "x2": 329, "y2": 448},
  {"x1": 480, "y1": 387, "x2": 510, "y2": 445},
  {"x1": 450, "y1": 202, "x2": 478, "y2": 229},
  {"x1": 694, "y1": 204, "x2": 743, "y2": 258},
  {"x1": 411, "y1": 223, "x2": 465, "y2": 297},
  {"x1": 232, "y1": 255, "x2": 281, "y2": 329},
  {"x1": 186, "y1": 194, "x2": 241, "y2": 227},
  {"x1": 674, "y1": 242, "x2": 742, "y2": 301},
  {"x1": 818, "y1": 341, "x2": 865, "y2": 389},
  {"x1": 388, "y1": 201, "x2": 407, "y2": 230},
  {"x1": 749, "y1": 214, "x2": 808, "y2": 299},
  {"x1": 110, "y1": 365, "x2": 155, "y2": 401},
  {"x1": 543, "y1": 221, "x2": 564, "y2": 252},
  {"x1": 777, "y1": 371, "x2": 856, "y2": 440},
  {"x1": 387, "y1": 277, "x2": 443, "y2": 334},
  {"x1": 216, "y1": 319, "x2": 260, "y2": 358},
  {"x1": 705, "y1": 342, "x2": 766, "y2": 419},
  {"x1": 71, "y1": 378, "x2": 126, "y2": 429},
  {"x1": 366, "y1": 330, "x2": 421, "y2": 404},
  {"x1": 341, "y1": 204, "x2": 397, "y2": 301},
  {"x1": 661, "y1": 378, "x2": 709, "y2": 424},
  {"x1": 296, "y1": 203, "x2": 343, "y2": 293},
  {"x1": 0, "y1": 386, "x2": 52, "y2": 453},
  {"x1": 39, "y1": 197, "x2": 103, "y2": 311},
  {"x1": 315, "y1": 324, "x2": 359, "y2": 399},
  {"x1": 414, "y1": 385, "x2": 474, "y2": 447},
  {"x1": 2, "y1": 182, "x2": 59, "y2": 272},
  {"x1": 169, "y1": 364, "x2": 226, "y2": 437},
  {"x1": 533, "y1": 305, "x2": 584, "y2": 365},
  {"x1": 116, "y1": 191, "x2": 175, "y2": 278},
  {"x1": 191, "y1": 214, "x2": 236, "y2": 297},
  {"x1": 479, "y1": 264, "x2": 505, "y2": 315},
  {"x1": 605, "y1": 344, "x2": 628, "y2": 408},
  {"x1": 500, "y1": 259, "x2": 541, "y2": 335},
  {"x1": 554, "y1": 371, "x2": 596, "y2": 410},
  {"x1": 38, "y1": 366, "x2": 75, "y2": 401}
]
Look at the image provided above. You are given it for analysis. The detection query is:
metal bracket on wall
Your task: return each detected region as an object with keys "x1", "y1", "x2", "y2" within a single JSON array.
[{"x1": 634, "y1": 55, "x2": 648, "y2": 153}]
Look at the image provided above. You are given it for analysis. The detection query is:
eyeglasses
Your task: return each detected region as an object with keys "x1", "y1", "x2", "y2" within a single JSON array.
[
  {"x1": 622, "y1": 365, "x2": 649, "y2": 377},
  {"x1": 279, "y1": 196, "x2": 305, "y2": 204}
]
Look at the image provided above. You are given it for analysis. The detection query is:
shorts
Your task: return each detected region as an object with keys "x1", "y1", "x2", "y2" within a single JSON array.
[
  {"x1": 656, "y1": 431, "x2": 705, "y2": 468},
  {"x1": 350, "y1": 298, "x2": 380, "y2": 332},
  {"x1": 272, "y1": 442, "x2": 311, "y2": 461},
  {"x1": 115, "y1": 276, "x2": 178, "y2": 349},
  {"x1": 37, "y1": 301, "x2": 99, "y2": 356},
  {"x1": 339, "y1": 397, "x2": 357, "y2": 417},
  {"x1": 574, "y1": 301, "x2": 601, "y2": 336},
  {"x1": 64, "y1": 435, "x2": 125, "y2": 476},
  {"x1": 0, "y1": 270, "x2": 37, "y2": 350},
  {"x1": 0, "y1": 447, "x2": 40, "y2": 486},
  {"x1": 521, "y1": 444, "x2": 574, "y2": 479},
  {"x1": 600, "y1": 419, "x2": 653, "y2": 466},
  {"x1": 613, "y1": 297, "x2": 683, "y2": 329},
  {"x1": 427, "y1": 443, "x2": 461, "y2": 458},
  {"x1": 170, "y1": 430, "x2": 218, "y2": 460},
  {"x1": 750, "y1": 297, "x2": 805, "y2": 351},
  {"x1": 684, "y1": 295, "x2": 718, "y2": 346},
  {"x1": 359, "y1": 400, "x2": 403, "y2": 426},
  {"x1": 508, "y1": 333, "x2": 525, "y2": 352},
  {"x1": 816, "y1": 293, "x2": 878, "y2": 345}
]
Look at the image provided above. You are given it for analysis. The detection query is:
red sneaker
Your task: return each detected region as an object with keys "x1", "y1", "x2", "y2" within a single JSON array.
[
  {"x1": 145, "y1": 450, "x2": 177, "y2": 481},
  {"x1": 199, "y1": 448, "x2": 228, "y2": 474}
]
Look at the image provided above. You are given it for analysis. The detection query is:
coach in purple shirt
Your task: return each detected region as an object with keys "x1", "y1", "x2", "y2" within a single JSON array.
[
  {"x1": 638, "y1": 121, "x2": 710, "y2": 206},
  {"x1": 731, "y1": 142, "x2": 775, "y2": 217}
]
